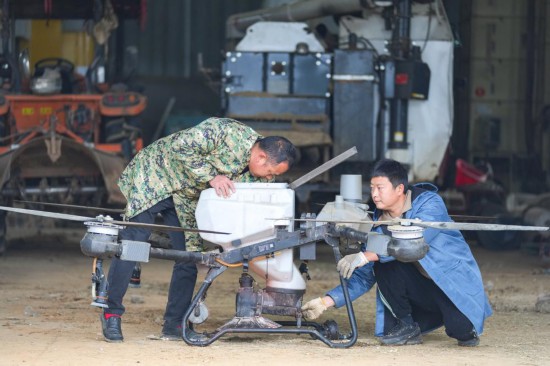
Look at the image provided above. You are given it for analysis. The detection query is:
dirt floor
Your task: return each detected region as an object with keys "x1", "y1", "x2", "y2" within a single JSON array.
[{"x1": 1, "y1": 230, "x2": 549, "y2": 366}]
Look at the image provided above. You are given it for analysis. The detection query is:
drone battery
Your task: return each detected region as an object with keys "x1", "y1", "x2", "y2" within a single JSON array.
[{"x1": 120, "y1": 240, "x2": 151, "y2": 262}]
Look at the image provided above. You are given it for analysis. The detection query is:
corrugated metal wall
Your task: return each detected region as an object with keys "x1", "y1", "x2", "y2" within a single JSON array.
[
  {"x1": 122, "y1": 0, "x2": 261, "y2": 78},
  {"x1": 461, "y1": 0, "x2": 549, "y2": 191}
]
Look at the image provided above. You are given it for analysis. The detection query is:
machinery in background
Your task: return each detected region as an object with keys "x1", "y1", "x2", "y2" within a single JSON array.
[
  {"x1": 221, "y1": 0, "x2": 549, "y2": 254},
  {"x1": 0, "y1": 0, "x2": 147, "y2": 254},
  {"x1": 221, "y1": 0, "x2": 451, "y2": 190},
  {"x1": 507, "y1": 192, "x2": 550, "y2": 266}
]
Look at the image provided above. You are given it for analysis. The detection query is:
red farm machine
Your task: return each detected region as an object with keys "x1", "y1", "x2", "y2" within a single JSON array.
[{"x1": 0, "y1": 0, "x2": 147, "y2": 253}]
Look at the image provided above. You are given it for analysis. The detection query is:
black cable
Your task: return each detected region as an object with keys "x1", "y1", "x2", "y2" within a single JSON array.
[{"x1": 421, "y1": 2, "x2": 433, "y2": 54}]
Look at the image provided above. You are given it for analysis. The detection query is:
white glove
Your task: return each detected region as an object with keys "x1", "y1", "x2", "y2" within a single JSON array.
[
  {"x1": 337, "y1": 252, "x2": 369, "y2": 279},
  {"x1": 301, "y1": 297, "x2": 329, "y2": 320}
]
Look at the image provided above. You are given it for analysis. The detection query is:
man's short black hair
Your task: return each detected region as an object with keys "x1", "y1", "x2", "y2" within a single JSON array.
[
  {"x1": 257, "y1": 136, "x2": 298, "y2": 168},
  {"x1": 371, "y1": 159, "x2": 408, "y2": 189}
]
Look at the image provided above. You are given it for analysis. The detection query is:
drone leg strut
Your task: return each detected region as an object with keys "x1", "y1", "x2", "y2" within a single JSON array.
[
  {"x1": 91, "y1": 258, "x2": 109, "y2": 308},
  {"x1": 181, "y1": 241, "x2": 358, "y2": 348},
  {"x1": 182, "y1": 266, "x2": 227, "y2": 346}
]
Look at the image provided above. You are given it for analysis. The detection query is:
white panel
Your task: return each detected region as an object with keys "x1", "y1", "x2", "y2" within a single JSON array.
[
  {"x1": 408, "y1": 42, "x2": 454, "y2": 181},
  {"x1": 236, "y1": 22, "x2": 325, "y2": 52}
]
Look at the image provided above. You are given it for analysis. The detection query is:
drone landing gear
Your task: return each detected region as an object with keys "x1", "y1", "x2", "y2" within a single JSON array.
[
  {"x1": 216, "y1": 273, "x2": 300, "y2": 331},
  {"x1": 182, "y1": 253, "x2": 358, "y2": 348},
  {"x1": 91, "y1": 258, "x2": 109, "y2": 308},
  {"x1": 129, "y1": 263, "x2": 142, "y2": 288}
]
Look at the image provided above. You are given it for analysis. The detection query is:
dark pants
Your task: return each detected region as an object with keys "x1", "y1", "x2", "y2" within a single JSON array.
[
  {"x1": 105, "y1": 197, "x2": 198, "y2": 327},
  {"x1": 374, "y1": 260, "x2": 476, "y2": 341}
]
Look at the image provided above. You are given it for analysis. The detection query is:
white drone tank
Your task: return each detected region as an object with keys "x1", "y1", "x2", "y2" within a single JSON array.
[{"x1": 195, "y1": 183, "x2": 306, "y2": 290}]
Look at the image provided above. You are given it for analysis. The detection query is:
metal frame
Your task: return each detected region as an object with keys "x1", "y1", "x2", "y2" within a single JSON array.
[{"x1": 180, "y1": 229, "x2": 358, "y2": 348}]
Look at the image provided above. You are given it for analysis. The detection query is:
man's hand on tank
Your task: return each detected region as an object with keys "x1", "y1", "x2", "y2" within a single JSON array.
[{"x1": 209, "y1": 175, "x2": 236, "y2": 198}]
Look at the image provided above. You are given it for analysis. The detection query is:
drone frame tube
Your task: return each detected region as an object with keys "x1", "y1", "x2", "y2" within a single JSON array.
[
  {"x1": 148, "y1": 248, "x2": 212, "y2": 265},
  {"x1": 180, "y1": 228, "x2": 359, "y2": 348}
]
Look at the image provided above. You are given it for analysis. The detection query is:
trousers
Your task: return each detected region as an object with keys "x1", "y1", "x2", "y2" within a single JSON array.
[
  {"x1": 105, "y1": 197, "x2": 198, "y2": 326},
  {"x1": 373, "y1": 260, "x2": 476, "y2": 341}
]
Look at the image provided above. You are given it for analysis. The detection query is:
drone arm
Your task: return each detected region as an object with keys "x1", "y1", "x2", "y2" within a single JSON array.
[
  {"x1": 332, "y1": 226, "x2": 391, "y2": 257},
  {"x1": 80, "y1": 231, "x2": 215, "y2": 266},
  {"x1": 149, "y1": 247, "x2": 214, "y2": 265},
  {"x1": 332, "y1": 226, "x2": 370, "y2": 243}
]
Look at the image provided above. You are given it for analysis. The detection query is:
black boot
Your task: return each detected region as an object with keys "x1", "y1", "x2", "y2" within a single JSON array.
[
  {"x1": 100, "y1": 313, "x2": 124, "y2": 342},
  {"x1": 160, "y1": 321, "x2": 207, "y2": 342},
  {"x1": 458, "y1": 332, "x2": 480, "y2": 347},
  {"x1": 157, "y1": 261, "x2": 199, "y2": 341},
  {"x1": 380, "y1": 319, "x2": 422, "y2": 345}
]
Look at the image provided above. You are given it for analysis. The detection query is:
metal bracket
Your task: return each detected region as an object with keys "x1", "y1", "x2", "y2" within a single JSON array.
[{"x1": 120, "y1": 240, "x2": 151, "y2": 262}]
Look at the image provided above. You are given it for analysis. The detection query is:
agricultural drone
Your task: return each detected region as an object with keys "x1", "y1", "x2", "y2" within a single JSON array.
[{"x1": 0, "y1": 148, "x2": 548, "y2": 348}]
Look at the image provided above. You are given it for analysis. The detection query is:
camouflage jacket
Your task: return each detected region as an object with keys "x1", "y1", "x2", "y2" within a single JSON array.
[{"x1": 118, "y1": 117, "x2": 269, "y2": 246}]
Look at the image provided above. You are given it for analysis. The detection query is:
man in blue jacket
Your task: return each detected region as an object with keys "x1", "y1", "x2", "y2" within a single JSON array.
[{"x1": 301, "y1": 159, "x2": 492, "y2": 346}]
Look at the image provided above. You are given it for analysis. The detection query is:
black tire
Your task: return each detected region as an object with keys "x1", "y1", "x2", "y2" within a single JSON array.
[{"x1": 474, "y1": 202, "x2": 521, "y2": 251}]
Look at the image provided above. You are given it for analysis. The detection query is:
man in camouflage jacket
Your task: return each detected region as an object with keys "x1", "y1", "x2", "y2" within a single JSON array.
[{"x1": 101, "y1": 117, "x2": 297, "y2": 342}]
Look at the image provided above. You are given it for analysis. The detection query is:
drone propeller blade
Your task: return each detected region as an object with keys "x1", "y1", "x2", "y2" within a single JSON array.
[
  {"x1": 449, "y1": 214, "x2": 496, "y2": 221},
  {"x1": 268, "y1": 217, "x2": 549, "y2": 232},
  {"x1": 0, "y1": 205, "x2": 231, "y2": 235},
  {"x1": 410, "y1": 221, "x2": 549, "y2": 232},
  {"x1": 0, "y1": 205, "x2": 93, "y2": 221},
  {"x1": 109, "y1": 220, "x2": 230, "y2": 235},
  {"x1": 15, "y1": 200, "x2": 125, "y2": 214}
]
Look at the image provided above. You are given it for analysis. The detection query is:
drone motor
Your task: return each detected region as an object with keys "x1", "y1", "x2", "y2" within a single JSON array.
[
  {"x1": 387, "y1": 225, "x2": 429, "y2": 262},
  {"x1": 80, "y1": 221, "x2": 123, "y2": 259},
  {"x1": 80, "y1": 221, "x2": 123, "y2": 308}
]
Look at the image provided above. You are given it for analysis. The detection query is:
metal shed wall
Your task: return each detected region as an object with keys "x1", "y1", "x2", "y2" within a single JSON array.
[{"x1": 122, "y1": 0, "x2": 260, "y2": 78}]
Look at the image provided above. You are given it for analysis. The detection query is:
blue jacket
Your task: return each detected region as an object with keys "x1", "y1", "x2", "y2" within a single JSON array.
[{"x1": 327, "y1": 184, "x2": 493, "y2": 336}]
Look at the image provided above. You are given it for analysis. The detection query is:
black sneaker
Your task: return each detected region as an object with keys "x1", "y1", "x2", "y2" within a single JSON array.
[
  {"x1": 380, "y1": 320, "x2": 422, "y2": 346},
  {"x1": 100, "y1": 314, "x2": 124, "y2": 342},
  {"x1": 159, "y1": 330, "x2": 182, "y2": 341},
  {"x1": 458, "y1": 335, "x2": 480, "y2": 347},
  {"x1": 161, "y1": 323, "x2": 207, "y2": 342},
  {"x1": 184, "y1": 328, "x2": 208, "y2": 342}
]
